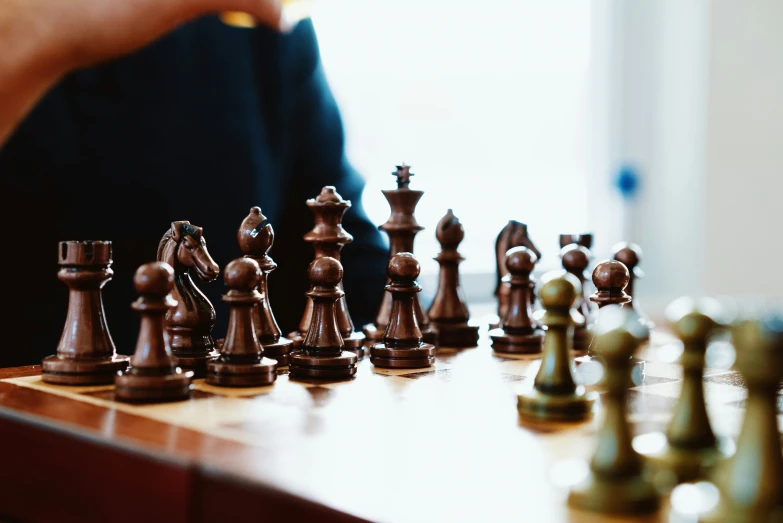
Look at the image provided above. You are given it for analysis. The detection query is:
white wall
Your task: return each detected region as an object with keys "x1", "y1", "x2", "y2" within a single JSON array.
[{"x1": 703, "y1": 1, "x2": 783, "y2": 297}]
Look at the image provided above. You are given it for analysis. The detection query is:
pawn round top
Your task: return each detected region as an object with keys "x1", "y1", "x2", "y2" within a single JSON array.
[
  {"x1": 539, "y1": 272, "x2": 581, "y2": 310},
  {"x1": 560, "y1": 244, "x2": 591, "y2": 273},
  {"x1": 506, "y1": 246, "x2": 537, "y2": 274},
  {"x1": 134, "y1": 262, "x2": 175, "y2": 295},
  {"x1": 592, "y1": 260, "x2": 630, "y2": 291},
  {"x1": 314, "y1": 186, "x2": 347, "y2": 205},
  {"x1": 436, "y1": 209, "x2": 464, "y2": 247},
  {"x1": 388, "y1": 252, "x2": 420, "y2": 282},
  {"x1": 224, "y1": 258, "x2": 261, "y2": 290},
  {"x1": 237, "y1": 207, "x2": 274, "y2": 256},
  {"x1": 309, "y1": 256, "x2": 343, "y2": 287},
  {"x1": 612, "y1": 242, "x2": 642, "y2": 271},
  {"x1": 665, "y1": 296, "x2": 725, "y2": 342}
]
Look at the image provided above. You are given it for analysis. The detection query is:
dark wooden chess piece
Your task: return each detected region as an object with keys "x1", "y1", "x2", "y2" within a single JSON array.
[
  {"x1": 568, "y1": 305, "x2": 658, "y2": 514},
  {"x1": 560, "y1": 244, "x2": 592, "y2": 351},
  {"x1": 363, "y1": 165, "x2": 436, "y2": 345},
  {"x1": 287, "y1": 187, "x2": 366, "y2": 358},
  {"x1": 489, "y1": 247, "x2": 544, "y2": 354},
  {"x1": 115, "y1": 262, "x2": 194, "y2": 402},
  {"x1": 635, "y1": 297, "x2": 732, "y2": 485},
  {"x1": 237, "y1": 207, "x2": 293, "y2": 366},
  {"x1": 157, "y1": 221, "x2": 220, "y2": 377},
  {"x1": 289, "y1": 257, "x2": 358, "y2": 381},
  {"x1": 42, "y1": 241, "x2": 130, "y2": 384},
  {"x1": 370, "y1": 253, "x2": 435, "y2": 368},
  {"x1": 612, "y1": 242, "x2": 655, "y2": 335},
  {"x1": 427, "y1": 209, "x2": 480, "y2": 348},
  {"x1": 696, "y1": 315, "x2": 783, "y2": 523},
  {"x1": 559, "y1": 233, "x2": 593, "y2": 249},
  {"x1": 494, "y1": 220, "x2": 541, "y2": 326},
  {"x1": 517, "y1": 271, "x2": 595, "y2": 421},
  {"x1": 206, "y1": 258, "x2": 277, "y2": 387}
]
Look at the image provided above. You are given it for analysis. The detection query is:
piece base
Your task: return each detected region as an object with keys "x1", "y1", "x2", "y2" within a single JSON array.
[
  {"x1": 114, "y1": 368, "x2": 194, "y2": 403},
  {"x1": 342, "y1": 332, "x2": 367, "y2": 359},
  {"x1": 633, "y1": 433, "x2": 734, "y2": 487},
  {"x1": 261, "y1": 338, "x2": 294, "y2": 367},
  {"x1": 206, "y1": 357, "x2": 278, "y2": 387},
  {"x1": 567, "y1": 470, "x2": 660, "y2": 515},
  {"x1": 289, "y1": 350, "x2": 358, "y2": 381},
  {"x1": 420, "y1": 327, "x2": 438, "y2": 346},
  {"x1": 431, "y1": 322, "x2": 480, "y2": 348},
  {"x1": 517, "y1": 387, "x2": 597, "y2": 422},
  {"x1": 171, "y1": 351, "x2": 218, "y2": 379},
  {"x1": 489, "y1": 328, "x2": 544, "y2": 354},
  {"x1": 41, "y1": 354, "x2": 130, "y2": 385},
  {"x1": 362, "y1": 323, "x2": 384, "y2": 342},
  {"x1": 370, "y1": 343, "x2": 436, "y2": 369}
]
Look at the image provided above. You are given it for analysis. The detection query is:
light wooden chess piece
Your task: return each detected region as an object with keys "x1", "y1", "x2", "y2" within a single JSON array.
[
  {"x1": 567, "y1": 305, "x2": 658, "y2": 515},
  {"x1": 694, "y1": 315, "x2": 783, "y2": 523},
  {"x1": 634, "y1": 297, "x2": 734, "y2": 487},
  {"x1": 516, "y1": 271, "x2": 596, "y2": 421}
]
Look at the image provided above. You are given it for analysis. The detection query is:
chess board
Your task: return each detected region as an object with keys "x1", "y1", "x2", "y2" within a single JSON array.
[{"x1": 0, "y1": 323, "x2": 777, "y2": 523}]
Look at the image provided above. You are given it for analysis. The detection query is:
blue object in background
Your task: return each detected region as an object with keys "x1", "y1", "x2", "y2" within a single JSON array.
[{"x1": 615, "y1": 164, "x2": 641, "y2": 200}]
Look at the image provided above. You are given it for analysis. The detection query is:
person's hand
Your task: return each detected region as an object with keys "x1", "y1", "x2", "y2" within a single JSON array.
[{"x1": 0, "y1": 0, "x2": 284, "y2": 145}]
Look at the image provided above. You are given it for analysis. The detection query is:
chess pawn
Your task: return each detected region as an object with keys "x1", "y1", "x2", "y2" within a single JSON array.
[
  {"x1": 517, "y1": 271, "x2": 596, "y2": 421},
  {"x1": 42, "y1": 241, "x2": 129, "y2": 385},
  {"x1": 560, "y1": 244, "x2": 593, "y2": 351},
  {"x1": 694, "y1": 315, "x2": 783, "y2": 523},
  {"x1": 237, "y1": 207, "x2": 293, "y2": 366},
  {"x1": 494, "y1": 220, "x2": 541, "y2": 327},
  {"x1": 157, "y1": 221, "x2": 220, "y2": 377},
  {"x1": 612, "y1": 242, "x2": 655, "y2": 336},
  {"x1": 115, "y1": 262, "x2": 194, "y2": 402},
  {"x1": 370, "y1": 253, "x2": 435, "y2": 368},
  {"x1": 489, "y1": 247, "x2": 544, "y2": 354},
  {"x1": 289, "y1": 257, "x2": 358, "y2": 381},
  {"x1": 206, "y1": 258, "x2": 277, "y2": 387},
  {"x1": 287, "y1": 187, "x2": 366, "y2": 358},
  {"x1": 567, "y1": 305, "x2": 659, "y2": 515},
  {"x1": 427, "y1": 209, "x2": 480, "y2": 348},
  {"x1": 634, "y1": 297, "x2": 733, "y2": 486},
  {"x1": 364, "y1": 165, "x2": 436, "y2": 345}
]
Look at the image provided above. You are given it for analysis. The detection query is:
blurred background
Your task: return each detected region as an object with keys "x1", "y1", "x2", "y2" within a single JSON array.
[{"x1": 309, "y1": 0, "x2": 783, "y2": 320}]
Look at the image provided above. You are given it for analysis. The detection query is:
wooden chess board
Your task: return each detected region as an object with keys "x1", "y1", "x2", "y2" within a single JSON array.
[{"x1": 0, "y1": 325, "x2": 777, "y2": 523}]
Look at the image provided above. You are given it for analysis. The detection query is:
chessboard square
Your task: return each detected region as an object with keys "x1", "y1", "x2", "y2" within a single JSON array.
[
  {"x1": 83, "y1": 388, "x2": 217, "y2": 401},
  {"x1": 398, "y1": 369, "x2": 451, "y2": 381},
  {"x1": 194, "y1": 379, "x2": 277, "y2": 398}
]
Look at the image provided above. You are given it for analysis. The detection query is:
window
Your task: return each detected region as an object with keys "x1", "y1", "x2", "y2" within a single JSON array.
[{"x1": 313, "y1": 1, "x2": 596, "y2": 282}]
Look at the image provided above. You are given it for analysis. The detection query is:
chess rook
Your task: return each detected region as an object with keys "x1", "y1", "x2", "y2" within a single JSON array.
[
  {"x1": 237, "y1": 207, "x2": 293, "y2": 366},
  {"x1": 42, "y1": 241, "x2": 129, "y2": 385},
  {"x1": 156, "y1": 221, "x2": 220, "y2": 377},
  {"x1": 206, "y1": 258, "x2": 277, "y2": 387},
  {"x1": 289, "y1": 257, "x2": 358, "y2": 381},
  {"x1": 489, "y1": 247, "x2": 544, "y2": 354},
  {"x1": 516, "y1": 271, "x2": 595, "y2": 421},
  {"x1": 635, "y1": 297, "x2": 732, "y2": 485},
  {"x1": 612, "y1": 242, "x2": 655, "y2": 336},
  {"x1": 568, "y1": 306, "x2": 659, "y2": 515},
  {"x1": 494, "y1": 220, "x2": 541, "y2": 325},
  {"x1": 115, "y1": 262, "x2": 193, "y2": 402},
  {"x1": 287, "y1": 187, "x2": 366, "y2": 358},
  {"x1": 427, "y1": 209, "x2": 480, "y2": 348},
  {"x1": 364, "y1": 165, "x2": 436, "y2": 345},
  {"x1": 560, "y1": 244, "x2": 593, "y2": 351},
  {"x1": 370, "y1": 253, "x2": 436, "y2": 369}
]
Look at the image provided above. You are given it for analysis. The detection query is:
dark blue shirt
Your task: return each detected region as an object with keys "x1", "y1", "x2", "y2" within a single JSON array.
[{"x1": 0, "y1": 17, "x2": 387, "y2": 366}]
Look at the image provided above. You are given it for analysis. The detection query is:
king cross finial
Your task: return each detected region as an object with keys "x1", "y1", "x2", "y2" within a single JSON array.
[{"x1": 393, "y1": 163, "x2": 414, "y2": 189}]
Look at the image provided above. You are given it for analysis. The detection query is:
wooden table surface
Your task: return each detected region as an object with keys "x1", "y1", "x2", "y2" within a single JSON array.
[{"x1": 0, "y1": 327, "x2": 759, "y2": 523}]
